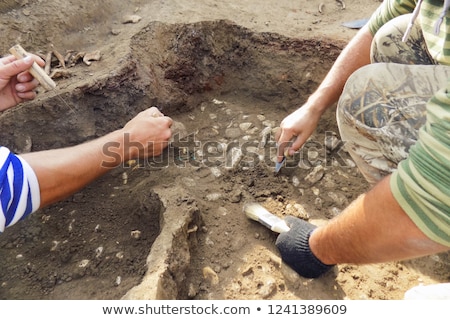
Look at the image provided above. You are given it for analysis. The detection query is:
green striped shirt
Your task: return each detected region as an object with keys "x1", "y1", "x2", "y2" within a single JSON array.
[
  {"x1": 369, "y1": 0, "x2": 450, "y2": 245},
  {"x1": 390, "y1": 82, "x2": 450, "y2": 246},
  {"x1": 368, "y1": 0, "x2": 450, "y2": 65}
]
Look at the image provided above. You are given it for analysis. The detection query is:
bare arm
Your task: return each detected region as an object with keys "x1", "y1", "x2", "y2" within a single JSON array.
[
  {"x1": 310, "y1": 175, "x2": 448, "y2": 265},
  {"x1": 276, "y1": 25, "x2": 374, "y2": 160},
  {"x1": 21, "y1": 107, "x2": 173, "y2": 208}
]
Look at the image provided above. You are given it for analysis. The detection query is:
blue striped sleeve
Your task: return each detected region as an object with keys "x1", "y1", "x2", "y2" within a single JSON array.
[{"x1": 0, "y1": 146, "x2": 40, "y2": 232}]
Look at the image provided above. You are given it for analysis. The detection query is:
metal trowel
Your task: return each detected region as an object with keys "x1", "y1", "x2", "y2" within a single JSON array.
[
  {"x1": 243, "y1": 202, "x2": 290, "y2": 233},
  {"x1": 341, "y1": 18, "x2": 369, "y2": 29},
  {"x1": 275, "y1": 156, "x2": 286, "y2": 173}
]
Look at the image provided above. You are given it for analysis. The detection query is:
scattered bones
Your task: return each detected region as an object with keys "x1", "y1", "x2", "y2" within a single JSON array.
[{"x1": 38, "y1": 45, "x2": 102, "y2": 79}]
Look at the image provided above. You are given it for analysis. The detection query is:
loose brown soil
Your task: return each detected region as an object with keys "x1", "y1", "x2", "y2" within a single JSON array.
[{"x1": 0, "y1": 0, "x2": 448, "y2": 300}]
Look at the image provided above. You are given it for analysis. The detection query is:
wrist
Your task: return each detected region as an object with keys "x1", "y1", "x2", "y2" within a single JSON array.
[
  {"x1": 99, "y1": 130, "x2": 131, "y2": 168},
  {"x1": 309, "y1": 228, "x2": 336, "y2": 265},
  {"x1": 305, "y1": 87, "x2": 338, "y2": 115}
]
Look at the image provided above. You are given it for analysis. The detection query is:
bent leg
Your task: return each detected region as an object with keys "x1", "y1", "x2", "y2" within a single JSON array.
[
  {"x1": 337, "y1": 63, "x2": 450, "y2": 184},
  {"x1": 370, "y1": 13, "x2": 433, "y2": 64}
]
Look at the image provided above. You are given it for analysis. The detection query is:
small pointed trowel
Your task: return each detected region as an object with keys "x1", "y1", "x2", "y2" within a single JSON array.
[
  {"x1": 243, "y1": 202, "x2": 290, "y2": 233},
  {"x1": 275, "y1": 156, "x2": 286, "y2": 173}
]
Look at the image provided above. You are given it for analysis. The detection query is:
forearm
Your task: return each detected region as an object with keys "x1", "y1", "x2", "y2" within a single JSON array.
[
  {"x1": 306, "y1": 25, "x2": 373, "y2": 115},
  {"x1": 21, "y1": 130, "x2": 126, "y2": 208},
  {"x1": 310, "y1": 175, "x2": 448, "y2": 265}
]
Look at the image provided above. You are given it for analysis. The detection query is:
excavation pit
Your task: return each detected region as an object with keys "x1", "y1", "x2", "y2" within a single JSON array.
[{"x1": 1, "y1": 17, "x2": 447, "y2": 300}]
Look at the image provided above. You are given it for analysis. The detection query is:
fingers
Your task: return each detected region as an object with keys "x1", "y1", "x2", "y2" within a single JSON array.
[
  {"x1": 0, "y1": 54, "x2": 45, "y2": 80},
  {"x1": 0, "y1": 56, "x2": 33, "y2": 79},
  {"x1": 16, "y1": 89, "x2": 38, "y2": 100},
  {"x1": 15, "y1": 78, "x2": 39, "y2": 92},
  {"x1": 17, "y1": 71, "x2": 35, "y2": 83},
  {"x1": 146, "y1": 107, "x2": 173, "y2": 127},
  {"x1": 147, "y1": 106, "x2": 164, "y2": 118},
  {"x1": 13, "y1": 75, "x2": 39, "y2": 101},
  {"x1": 0, "y1": 55, "x2": 17, "y2": 66},
  {"x1": 289, "y1": 134, "x2": 307, "y2": 155},
  {"x1": 276, "y1": 127, "x2": 297, "y2": 162}
]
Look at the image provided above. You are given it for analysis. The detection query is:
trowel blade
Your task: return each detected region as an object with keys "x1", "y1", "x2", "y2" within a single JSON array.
[
  {"x1": 342, "y1": 18, "x2": 369, "y2": 29},
  {"x1": 275, "y1": 157, "x2": 286, "y2": 173},
  {"x1": 243, "y1": 202, "x2": 290, "y2": 233}
]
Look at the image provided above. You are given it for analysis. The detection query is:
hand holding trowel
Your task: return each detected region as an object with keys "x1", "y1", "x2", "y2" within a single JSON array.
[
  {"x1": 243, "y1": 202, "x2": 334, "y2": 278},
  {"x1": 243, "y1": 202, "x2": 290, "y2": 233},
  {"x1": 274, "y1": 133, "x2": 296, "y2": 174}
]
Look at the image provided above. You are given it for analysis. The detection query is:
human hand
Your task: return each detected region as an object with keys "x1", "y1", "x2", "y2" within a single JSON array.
[
  {"x1": 275, "y1": 216, "x2": 334, "y2": 278},
  {"x1": 0, "y1": 54, "x2": 45, "y2": 111},
  {"x1": 120, "y1": 106, "x2": 173, "y2": 160},
  {"x1": 275, "y1": 105, "x2": 321, "y2": 163}
]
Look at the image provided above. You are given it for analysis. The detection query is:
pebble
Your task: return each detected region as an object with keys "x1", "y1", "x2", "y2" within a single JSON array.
[
  {"x1": 95, "y1": 246, "x2": 104, "y2": 258},
  {"x1": 239, "y1": 122, "x2": 253, "y2": 131},
  {"x1": 314, "y1": 197, "x2": 323, "y2": 209},
  {"x1": 122, "y1": 14, "x2": 142, "y2": 24},
  {"x1": 225, "y1": 127, "x2": 241, "y2": 139},
  {"x1": 324, "y1": 133, "x2": 341, "y2": 151},
  {"x1": 209, "y1": 167, "x2": 222, "y2": 177},
  {"x1": 258, "y1": 278, "x2": 277, "y2": 298},
  {"x1": 328, "y1": 207, "x2": 342, "y2": 217},
  {"x1": 304, "y1": 165, "x2": 324, "y2": 184},
  {"x1": 116, "y1": 252, "x2": 124, "y2": 259},
  {"x1": 78, "y1": 259, "x2": 90, "y2": 268},
  {"x1": 188, "y1": 283, "x2": 198, "y2": 298},
  {"x1": 181, "y1": 177, "x2": 196, "y2": 187},
  {"x1": 205, "y1": 193, "x2": 221, "y2": 201},
  {"x1": 202, "y1": 266, "x2": 219, "y2": 285},
  {"x1": 131, "y1": 230, "x2": 141, "y2": 239},
  {"x1": 327, "y1": 191, "x2": 348, "y2": 207}
]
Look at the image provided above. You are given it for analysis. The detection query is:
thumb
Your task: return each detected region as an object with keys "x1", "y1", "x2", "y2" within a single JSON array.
[{"x1": 0, "y1": 56, "x2": 34, "y2": 79}]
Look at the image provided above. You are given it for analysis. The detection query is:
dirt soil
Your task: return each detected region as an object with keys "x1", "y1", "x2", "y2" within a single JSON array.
[{"x1": 0, "y1": 0, "x2": 449, "y2": 300}]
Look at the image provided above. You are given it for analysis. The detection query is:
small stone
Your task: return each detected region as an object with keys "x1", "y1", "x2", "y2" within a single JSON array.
[
  {"x1": 188, "y1": 283, "x2": 197, "y2": 298},
  {"x1": 202, "y1": 266, "x2": 219, "y2": 285},
  {"x1": 258, "y1": 278, "x2": 277, "y2": 298},
  {"x1": 239, "y1": 122, "x2": 253, "y2": 131},
  {"x1": 78, "y1": 259, "x2": 90, "y2": 268},
  {"x1": 205, "y1": 193, "x2": 221, "y2": 201},
  {"x1": 122, "y1": 14, "x2": 142, "y2": 24},
  {"x1": 304, "y1": 165, "x2": 324, "y2": 184},
  {"x1": 292, "y1": 175, "x2": 300, "y2": 187},
  {"x1": 131, "y1": 230, "x2": 141, "y2": 239},
  {"x1": 325, "y1": 134, "x2": 341, "y2": 151},
  {"x1": 225, "y1": 127, "x2": 241, "y2": 139},
  {"x1": 314, "y1": 197, "x2": 323, "y2": 209}
]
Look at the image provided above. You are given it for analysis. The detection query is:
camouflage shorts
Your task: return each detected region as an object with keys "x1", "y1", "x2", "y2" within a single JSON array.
[{"x1": 337, "y1": 14, "x2": 450, "y2": 184}]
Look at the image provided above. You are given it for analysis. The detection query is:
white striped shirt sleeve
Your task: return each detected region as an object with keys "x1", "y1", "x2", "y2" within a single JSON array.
[{"x1": 0, "y1": 146, "x2": 40, "y2": 232}]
